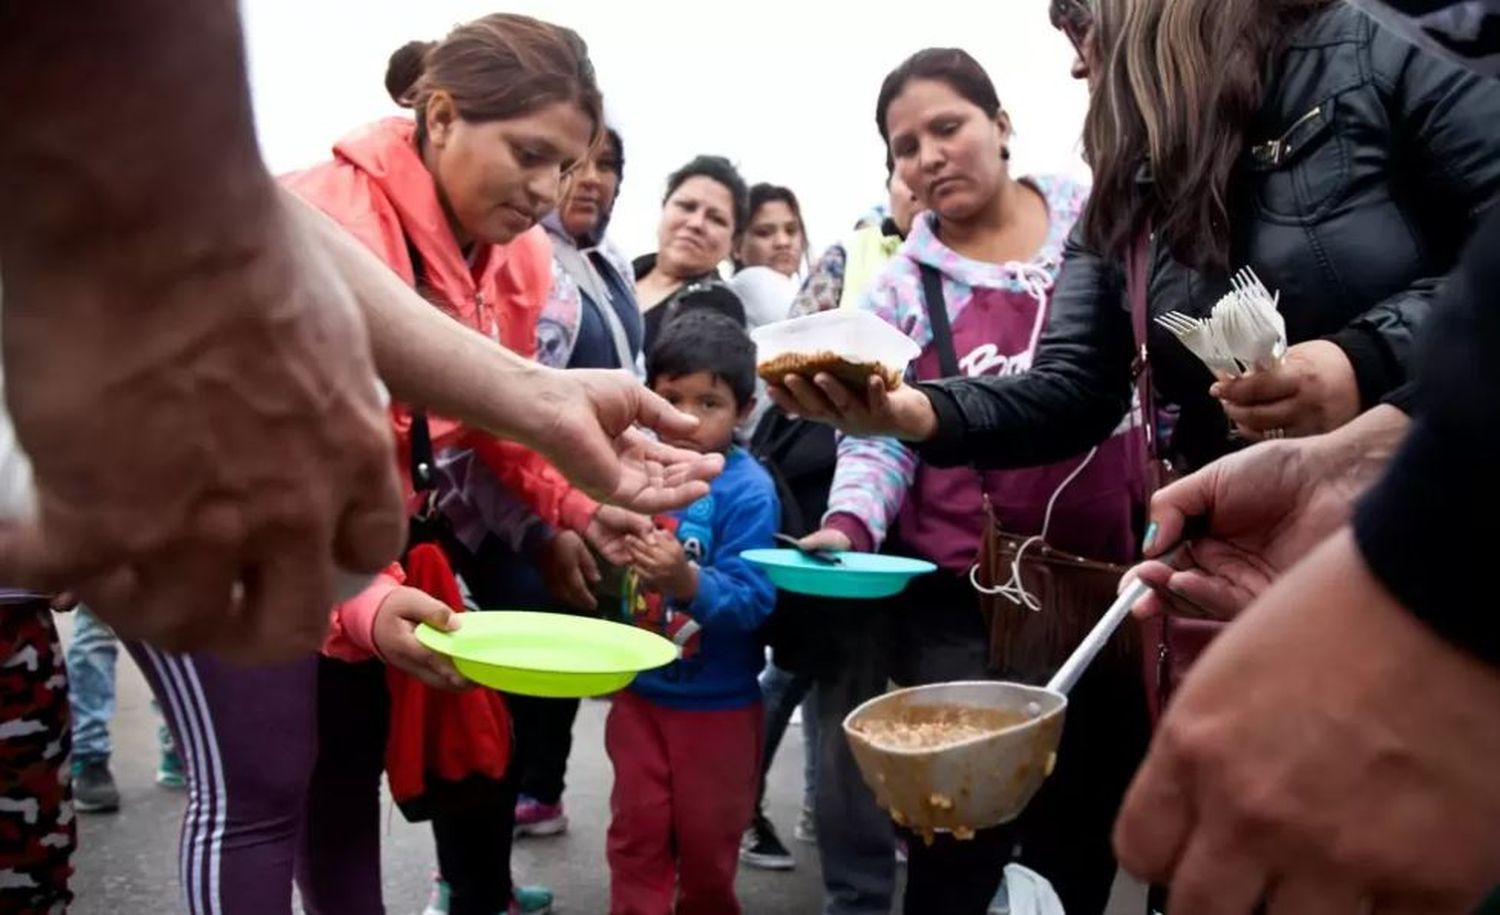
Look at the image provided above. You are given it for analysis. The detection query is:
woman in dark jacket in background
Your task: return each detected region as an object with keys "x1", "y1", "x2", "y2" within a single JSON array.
[
  {"x1": 634, "y1": 155, "x2": 750, "y2": 353},
  {"x1": 773, "y1": 0, "x2": 1500, "y2": 476}
]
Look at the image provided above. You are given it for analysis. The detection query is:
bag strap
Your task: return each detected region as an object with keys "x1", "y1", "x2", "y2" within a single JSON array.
[
  {"x1": 918, "y1": 264, "x2": 961, "y2": 378},
  {"x1": 404, "y1": 238, "x2": 437, "y2": 493},
  {"x1": 1122, "y1": 224, "x2": 1193, "y2": 711},
  {"x1": 918, "y1": 262, "x2": 997, "y2": 516},
  {"x1": 1124, "y1": 226, "x2": 1161, "y2": 465}
]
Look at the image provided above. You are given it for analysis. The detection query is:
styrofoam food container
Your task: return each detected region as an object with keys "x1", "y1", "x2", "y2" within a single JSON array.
[
  {"x1": 844, "y1": 681, "x2": 1067, "y2": 838},
  {"x1": 751, "y1": 310, "x2": 922, "y2": 381}
]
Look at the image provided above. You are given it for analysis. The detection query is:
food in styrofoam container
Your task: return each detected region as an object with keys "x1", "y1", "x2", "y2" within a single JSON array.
[{"x1": 752, "y1": 310, "x2": 921, "y2": 390}]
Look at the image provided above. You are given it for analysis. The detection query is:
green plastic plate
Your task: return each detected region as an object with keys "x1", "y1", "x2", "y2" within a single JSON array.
[{"x1": 415, "y1": 611, "x2": 678, "y2": 698}]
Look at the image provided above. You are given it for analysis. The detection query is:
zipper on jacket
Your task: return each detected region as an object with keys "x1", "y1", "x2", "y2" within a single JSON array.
[
  {"x1": 474, "y1": 291, "x2": 499, "y2": 342},
  {"x1": 1252, "y1": 104, "x2": 1323, "y2": 167}
]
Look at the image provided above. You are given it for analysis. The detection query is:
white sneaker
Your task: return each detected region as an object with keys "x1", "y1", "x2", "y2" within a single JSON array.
[{"x1": 792, "y1": 804, "x2": 817, "y2": 844}]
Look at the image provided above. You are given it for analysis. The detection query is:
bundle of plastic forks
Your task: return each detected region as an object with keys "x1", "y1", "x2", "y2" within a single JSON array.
[{"x1": 1154, "y1": 267, "x2": 1287, "y2": 379}]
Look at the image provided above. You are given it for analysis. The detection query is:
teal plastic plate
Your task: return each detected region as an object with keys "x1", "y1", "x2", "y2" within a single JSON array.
[{"x1": 741, "y1": 549, "x2": 937, "y2": 599}]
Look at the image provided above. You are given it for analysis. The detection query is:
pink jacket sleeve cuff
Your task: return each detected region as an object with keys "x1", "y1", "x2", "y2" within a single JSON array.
[
  {"x1": 824, "y1": 513, "x2": 876, "y2": 555},
  {"x1": 323, "y1": 564, "x2": 405, "y2": 663},
  {"x1": 559, "y1": 489, "x2": 599, "y2": 537}
]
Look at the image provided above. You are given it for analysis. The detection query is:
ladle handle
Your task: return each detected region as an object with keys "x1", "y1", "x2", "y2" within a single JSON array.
[
  {"x1": 1047, "y1": 577, "x2": 1149, "y2": 695},
  {"x1": 1045, "y1": 517, "x2": 1209, "y2": 696}
]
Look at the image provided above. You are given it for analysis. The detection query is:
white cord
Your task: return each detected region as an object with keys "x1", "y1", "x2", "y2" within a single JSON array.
[
  {"x1": 1002, "y1": 261, "x2": 1057, "y2": 358},
  {"x1": 969, "y1": 446, "x2": 1099, "y2": 611}
]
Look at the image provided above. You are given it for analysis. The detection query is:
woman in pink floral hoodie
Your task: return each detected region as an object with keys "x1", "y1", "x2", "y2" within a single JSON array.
[{"x1": 796, "y1": 49, "x2": 1150, "y2": 915}]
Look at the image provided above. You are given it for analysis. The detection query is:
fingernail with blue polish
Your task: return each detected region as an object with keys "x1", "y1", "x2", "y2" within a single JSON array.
[{"x1": 1143, "y1": 521, "x2": 1159, "y2": 553}]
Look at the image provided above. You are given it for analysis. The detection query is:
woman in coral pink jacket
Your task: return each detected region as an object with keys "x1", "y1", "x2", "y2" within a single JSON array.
[
  {"x1": 284, "y1": 85, "x2": 616, "y2": 545},
  {"x1": 126, "y1": 15, "x2": 613, "y2": 915}
]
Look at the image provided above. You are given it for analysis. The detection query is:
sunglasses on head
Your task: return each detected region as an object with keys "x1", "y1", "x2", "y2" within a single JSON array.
[{"x1": 1049, "y1": 0, "x2": 1094, "y2": 55}]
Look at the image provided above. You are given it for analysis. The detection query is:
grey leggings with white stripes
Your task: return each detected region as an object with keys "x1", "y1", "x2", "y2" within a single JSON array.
[{"x1": 126, "y1": 645, "x2": 389, "y2": 915}]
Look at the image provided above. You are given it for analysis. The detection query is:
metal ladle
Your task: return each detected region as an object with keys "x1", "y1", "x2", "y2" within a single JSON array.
[{"x1": 844, "y1": 535, "x2": 1200, "y2": 837}]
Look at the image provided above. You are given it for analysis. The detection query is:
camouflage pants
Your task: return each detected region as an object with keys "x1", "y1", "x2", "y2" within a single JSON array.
[{"x1": 0, "y1": 601, "x2": 74, "y2": 913}]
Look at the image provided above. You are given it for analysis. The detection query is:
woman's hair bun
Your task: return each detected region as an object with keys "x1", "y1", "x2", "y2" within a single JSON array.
[{"x1": 385, "y1": 40, "x2": 436, "y2": 106}]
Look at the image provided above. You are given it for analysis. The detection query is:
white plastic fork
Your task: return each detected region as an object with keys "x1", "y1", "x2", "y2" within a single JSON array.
[
  {"x1": 1155, "y1": 311, "x2": 1241, "y2": 378},
  {"x1": 1225, "y1": 268, "x2": 1286, "y2": 368},
  {"x1": 1158, "y1": 268, "x2": 1287, "y2": 381},
  {"x1": 1215, "y1": 298, "x2": 1260, "y2": 374}
]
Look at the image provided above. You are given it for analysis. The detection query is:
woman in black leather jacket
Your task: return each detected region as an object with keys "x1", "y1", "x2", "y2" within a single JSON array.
[{"x1": 770, "y1": 0, "x2": 1500, "y2": 475}]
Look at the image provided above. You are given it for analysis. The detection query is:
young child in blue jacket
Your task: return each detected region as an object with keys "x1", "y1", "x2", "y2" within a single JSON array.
[{"x1": 608, "y1": 310, "x2": 778, "y2": 915}]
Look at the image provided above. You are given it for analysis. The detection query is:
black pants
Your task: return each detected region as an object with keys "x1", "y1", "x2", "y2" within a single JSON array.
[
  {"x1": 429, "y1": 770, "x2": 518, "y2": 915},
  {"x1": 891, "y1": 568, "x2": 1151, "y2": 915},
  {"x1": 508, "y1": 693, "x2": 579, "y2": 805},
  {"x1": 455, "y1": 533, "x2": 584, "y2": 810},
  {"x1": 313, "y1": 646, "x2": 517, "y2": 915},
  {"x1": 415, "y1": 533, "x2": 528, "y2": 914}
]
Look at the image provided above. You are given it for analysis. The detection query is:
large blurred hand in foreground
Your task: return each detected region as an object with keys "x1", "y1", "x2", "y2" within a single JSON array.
[
  {"x1": 1, "y1": 193, "x2": 404, "y2": 661},
  {"x1": 1126, "y1": 405, "x2": 1407, "y2": 621},
  {"x1": 0, "y1": 3, "x2": 404, "y2": 661},
  {"x1": 1115, "y1": 530, "x2": 1500, "y2": 915}
]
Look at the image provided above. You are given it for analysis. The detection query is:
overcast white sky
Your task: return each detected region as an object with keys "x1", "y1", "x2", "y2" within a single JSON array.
[{"x1": 242, "y1": 0, "x2": 1091, "y2": 261}]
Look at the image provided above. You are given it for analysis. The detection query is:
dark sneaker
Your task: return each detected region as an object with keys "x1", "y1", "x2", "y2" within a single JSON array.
[
  {"x1": 739, "y1": 813, "x2": 795, "y2": 871},
  {"x1": 72, "y1": 760, "x2": 121, "y2": 813}
]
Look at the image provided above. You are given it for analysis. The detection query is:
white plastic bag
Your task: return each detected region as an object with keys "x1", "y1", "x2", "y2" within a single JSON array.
[{"x1": 1002, "y1": 864, "x2": 1066, "y2": 915}]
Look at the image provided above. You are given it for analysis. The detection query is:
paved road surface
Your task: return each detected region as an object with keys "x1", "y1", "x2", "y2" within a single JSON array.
[{"x1": 63, "y1": 615, "x2": 1144, "y2": 914}]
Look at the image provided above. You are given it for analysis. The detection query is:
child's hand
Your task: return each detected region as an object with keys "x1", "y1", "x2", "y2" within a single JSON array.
[
  {"x1": 586, "y1": 505, "x2": 653, "y2": 565},
  {"x1": 626, "y1": 529, "x2": 697, "y2": 601},
  {"x1": 540, "y1": 530, "x2": 601, "y2": 612},
  {"x1": 372, "y1": 587, "x2": 470, "y2": 690},
  {"x1": 49, "y1": 592, "x2": 78, "y2": 613}
]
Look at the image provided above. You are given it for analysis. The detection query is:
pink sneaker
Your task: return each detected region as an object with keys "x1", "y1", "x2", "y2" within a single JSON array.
[{"x1": 514, "y1": 796, "x2": 568, "y2": 838}]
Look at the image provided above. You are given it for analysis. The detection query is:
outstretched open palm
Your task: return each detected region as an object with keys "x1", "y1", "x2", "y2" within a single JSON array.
[
  {"x1": 1130, "y1": 406, "x2": 1406, "y2": 620},
  {"x1": 528, "y1": 369, "x2": 724, "y2": 515}
]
